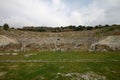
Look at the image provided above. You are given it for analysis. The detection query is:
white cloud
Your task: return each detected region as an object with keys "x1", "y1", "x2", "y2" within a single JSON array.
[
  {"x1": 0, "y1": 0, "x2": 69, "y2": 27},
  {"x1": 69, "y1": 0, "x2": 120, "y2": 26},
  {"x1": 0, "y1": 16, "x2": 35, "y2": 27},
  {"x1": 0, "y1": 0, "x2": 120, "y2": 27}
]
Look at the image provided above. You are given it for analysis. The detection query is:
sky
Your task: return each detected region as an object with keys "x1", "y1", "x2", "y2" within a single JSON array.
[{"x1": 0, "y1": 0, "x2": 120, "y2": 27}]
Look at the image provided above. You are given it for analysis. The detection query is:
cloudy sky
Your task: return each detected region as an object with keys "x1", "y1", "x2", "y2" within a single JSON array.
[{"x1": 0, "y1": 0, "x2": 120, "y2": 27}]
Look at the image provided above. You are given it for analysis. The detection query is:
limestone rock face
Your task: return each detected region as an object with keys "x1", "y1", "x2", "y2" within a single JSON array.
[
  {"x1": 0, "y1": 35, "x2": 21, "y2": 52},
  {"x1": 91, "y1": 36, "x2": 120, "y2": 51},
  {"x1": 0, "y1": 35, "x2": 18, "y2": 46}
]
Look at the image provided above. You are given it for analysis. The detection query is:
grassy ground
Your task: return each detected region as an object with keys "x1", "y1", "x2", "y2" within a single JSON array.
[{"x1": 0, "y1": 51, "x2": 120, "y2": 80}]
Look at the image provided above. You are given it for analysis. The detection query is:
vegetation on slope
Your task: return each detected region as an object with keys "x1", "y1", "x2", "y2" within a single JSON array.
[{"x1": 16, "y1": 24, "x2": 120, "y2": 32}]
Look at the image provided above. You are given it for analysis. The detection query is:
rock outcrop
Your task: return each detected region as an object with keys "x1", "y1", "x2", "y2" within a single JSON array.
[
  {"x1": 91, "y1": 36, "x2": 120, "y2": 51},
  {"x1": 0, "y1": 35, "x2": 18, "y2": 46},
  {"x1": 0, "y1": 35, "x2": 21, "y2": 52}
]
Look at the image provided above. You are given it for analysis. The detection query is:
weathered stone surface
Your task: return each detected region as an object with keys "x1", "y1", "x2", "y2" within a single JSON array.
[
  {"x1": 0, "y1": 35, "x2": 18, "y2": 46},
  {"x1": 91, "y1": 36, "x2": 120, "y2": 51},
  {"x1": 1, "y1": 29, "x2": 119, "y2": 52},
  {"x1": 24, "y1": 43, "x2": 41, "y2": 51},
  {"x1": 1, "y1": 30, "x2": 97, "y2": 51},
  {"x1": 0, "y1": 35, "x2": 21, "y2": 52},
  {"x1": 0, "y1": 33, "x2": 98, "y2": 51}
]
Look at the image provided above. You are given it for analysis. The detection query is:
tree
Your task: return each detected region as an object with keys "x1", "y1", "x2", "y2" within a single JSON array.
[
  {"x1": 105, "y1": 24, "x2": 109, "y2": 27},
  {"x1": 85, "y1": 26, "x2": 93, "y2": 30},
  {"x1": 38, "y1": 28, "x2": 46, "y2": 32},
  {"x1": 68, "y1": 25, "x2": 76, "y2": 29},
  {"x1": 3, "y1": 23, "x2": 9, "y2": 31},
  {"x1": 75, "y1": 25, "x2": 84, "y2": 31}
]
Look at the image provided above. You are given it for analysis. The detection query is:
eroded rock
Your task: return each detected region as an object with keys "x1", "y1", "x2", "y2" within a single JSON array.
[
  {"x1": 0, "y1": 35, "x2": 22, "y2": 52},
  {"x1": 91, "y1": 36, "x2": 120, "y2": 51}
]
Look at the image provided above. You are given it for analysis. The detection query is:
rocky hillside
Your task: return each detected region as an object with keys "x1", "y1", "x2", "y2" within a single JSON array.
[{"x1": 0, "y1": 26, "x2": 119, "y2": 52}]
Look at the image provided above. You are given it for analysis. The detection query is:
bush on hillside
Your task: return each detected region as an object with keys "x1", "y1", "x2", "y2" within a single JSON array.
[{"x1": 3, "y1": 23, "x2": 9, "y2": 31}]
